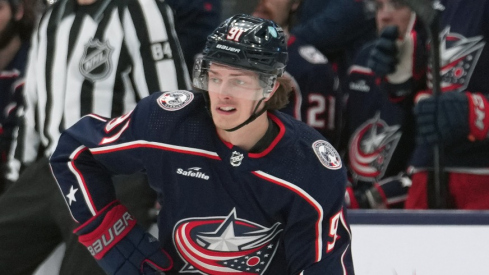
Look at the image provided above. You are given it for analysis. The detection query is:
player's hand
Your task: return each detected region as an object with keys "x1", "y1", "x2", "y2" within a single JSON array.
[
  {"x1": 75, "y1": 202, "x2": 171, "y2": 275},
  {"x1": 368, "y1": 25, "x2": 399, "y2": 77},
  {"x1": 346, "y1": 183, "x2": 386, "y2": 209},
  {"x1": 414, "y1": 92, "x2": 489, "y2": 145},
  {"x1": 369, "y1": 25, "x2": 420, "y2": 98},
  {"x1": 345, "y1": 174, "x2": 411, "y2": 209},
  {"x1": 415, "y1": 92, "x2": 489, "y2": 145}
]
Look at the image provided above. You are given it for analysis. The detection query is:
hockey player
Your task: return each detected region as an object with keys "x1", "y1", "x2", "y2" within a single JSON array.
[
  {"x1": 50, "y1": 14, "x2": 354, "y2": 274},
  {"x1": 0, "y1": 0, "x2": 40, "y2": 194},
  {"x1": 407, "y1": 0, "x2": 489, "y2": 209},
  {"x1": 342, "y1": 0, "x2": 428, "y2": 208},
  {"x1": 252, "y1": 0, "x2": 341, "y2": 145}
]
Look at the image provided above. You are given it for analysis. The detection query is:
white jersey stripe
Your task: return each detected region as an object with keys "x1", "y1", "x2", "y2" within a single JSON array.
[
  {"x1": 92, "y1": 10, "x2": 123, "y2": 117},
  {"x1": 90, "y1": 140, "x2": 221, "y2": 160},
  {"x1": 48, "y1": 15, "x2": 76, "y2": 155},
  {"x1": 69, "y1": 146, "x2": 97, "y2": 217},
  {"x1": 137, "y1": 0, "x2": 178, "y2": 91},
  {"x1": 64, "y1": 16, "x2": 97, "y2": 128},
  {"x1": 34, "y1": 12, "x2": 50, "y2": 151},
  {"x1": 123, "y1": 8, "x2": 150, "y2": 99}
]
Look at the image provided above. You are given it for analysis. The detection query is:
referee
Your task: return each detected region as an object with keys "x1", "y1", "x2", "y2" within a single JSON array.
[{"x1": 0, "y1": 0, "x2": 190, "y2": 273}]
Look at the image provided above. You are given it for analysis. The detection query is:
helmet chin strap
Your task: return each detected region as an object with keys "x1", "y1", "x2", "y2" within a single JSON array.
[{"x1": 224, "y1": 98, "x2": 267, "y2": 132}]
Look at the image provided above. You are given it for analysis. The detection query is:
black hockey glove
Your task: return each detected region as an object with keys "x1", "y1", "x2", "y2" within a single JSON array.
[
  {"x1": 75, "y1": 201, "x2": 171, "y2": 275},
  {"x1": 414, "y1": 92, "x2": 489, "y2": 145},
  {"x1": 368, "y1": 25, "x2": 399, "y2": 77},
  {"x1": 368, "y1": 25, "x2": 419, "y2": 98}
]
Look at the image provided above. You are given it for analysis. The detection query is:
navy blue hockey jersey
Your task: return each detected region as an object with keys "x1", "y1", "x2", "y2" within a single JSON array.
[
  {"x1": 342, "y1": 18, "x2": 428, "y2": 208},
  {"x1": 281, "y1": 36, "x2": 340, "y2": 145},
  {"x1": 410, "y1": 0, "x2": 489, "y2": 172},
  {"x1": 344, "y1": 49, "x2": 416, "y2": 207},
  {"x1": 50, "y1": 91, "x2": 354, "y2": 274}
]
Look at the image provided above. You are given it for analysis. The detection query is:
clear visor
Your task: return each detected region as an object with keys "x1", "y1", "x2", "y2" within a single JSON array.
[{"x1": 192, "y1": 57, "x2": 276, "y2": 100}]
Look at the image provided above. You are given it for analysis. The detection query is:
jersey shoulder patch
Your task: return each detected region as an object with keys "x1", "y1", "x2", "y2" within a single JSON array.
[
  {"x1": 312, "y1": 140, "x2": 342, "y2": 170},
  {"x1": 157, "y1": 90, "x2": 194, "y2": 111},
  {"x1": 299, "y1": 45, "x2": 328, "y2": 64}
]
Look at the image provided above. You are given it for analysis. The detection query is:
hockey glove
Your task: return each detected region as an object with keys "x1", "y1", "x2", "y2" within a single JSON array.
[
  {"x1": 75, "y1": 202, "x2": 172, "y2": 275},
  {"x1": 369, "y1": 24, "x2": 419, "y2": 98},
  {"x1": 346, "y1": 174, "x2": 411, "y2": 209},
  {"x1": 368, "y1": 25, "x2": 399, "y2": 77},
  {"x1": 414, "y1": 92, "x2": 489, "y2": 145},
  {"x1": 346, "y1": 184, "x2": 387, "y2": 209}
]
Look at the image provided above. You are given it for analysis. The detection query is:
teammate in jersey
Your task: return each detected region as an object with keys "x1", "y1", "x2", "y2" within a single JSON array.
[
  {"x1": 407, "y1": 0, "x2": 489, "y2": 209},
  {"x1": 342, "y1": 0, "x2": 428, "y2": 208},
  {"x1": 252, "y1": 0, "x2": 340, "y2": 144},
  {"x1": 50, "y1": 14, "x2": 354, "y2": 274},
  {"x1": 0, "y1": 0, "x2": 39, "y2": 194}
]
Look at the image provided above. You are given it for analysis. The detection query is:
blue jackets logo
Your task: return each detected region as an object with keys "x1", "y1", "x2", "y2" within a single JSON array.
[
  {"x1": 176, "y1": 167, "x2": 209, "y2": 180},
  {"x1": 439, "y1": 27, "x2": 485, "y2": 93},
  {"x1": 80, "y1": 38, "x2": 113, "y2": 81},
  {"x1": 348, "y1": 112, "x2": 401, "y2": 181},
  {"x1": 173, "y1": 208, "x2": 282, "y2": 274}
]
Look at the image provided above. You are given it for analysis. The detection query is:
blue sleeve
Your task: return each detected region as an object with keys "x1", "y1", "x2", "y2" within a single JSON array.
[
  {"x1": 292, "y1": 168, "x2": 354, "y2": 274},
  {"x1": 49, "y1": 95, "x2": 155, "y2": 224},
  {"x1": 276, "y1": 144, "x2": 354, "y2": 274}
]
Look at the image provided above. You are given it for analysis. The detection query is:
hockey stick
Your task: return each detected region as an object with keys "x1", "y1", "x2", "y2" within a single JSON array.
[{"x1": 400, "y1": 0, "x2": 447, "y2": 208}]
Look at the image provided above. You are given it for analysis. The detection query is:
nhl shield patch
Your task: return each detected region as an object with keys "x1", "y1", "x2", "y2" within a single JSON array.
[
  {"x1": 230, "y1": 151, "x2": 244, "y2": 167},
  {"x1": 157, "y1": 90, "x2": 194, "y2": 111},
  {"x1": 312, "y1": 140, "x2": 342, "y2": 170},
  {"x1": 79, "y1": 38, "x2": 113, "y2": 81}
]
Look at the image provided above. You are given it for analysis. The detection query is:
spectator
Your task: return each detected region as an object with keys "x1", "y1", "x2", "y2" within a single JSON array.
[
  {"x1": 252, "y1": 0, "x2": 341, "y2": 144},
  {"x1": 407, "y1": 0, "x2": 489, "y2": 209},
  {"x1": 49, "y1": 14, "x2": 354, "y2": 274},
  {"x1": 342, "y1": 0, "x2": 428, "y2": 209},
  {"x1": 0, "y1": 0, "x2": 190, "y2": 273},
  {"x1": 166, "y1": 0, "x2": 222, "y2": 75},
  {"x1": 0, "y1": 0, "x2": 41, "y2": 194}
]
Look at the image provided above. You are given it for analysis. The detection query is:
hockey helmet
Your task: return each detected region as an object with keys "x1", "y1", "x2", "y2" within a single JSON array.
[{"x1": 193, "y1": 14, "x2": 288, "y2": 98}]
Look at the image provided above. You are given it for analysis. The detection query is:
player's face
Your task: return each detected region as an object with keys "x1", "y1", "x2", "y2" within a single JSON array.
[
  {"x1": 252, "y1": 0, "x2": 296, "y2": 27},
  {"x1": 207, "y1": 63, "x2": 265, "y2": 130},
  {"x1": 375, "y1": 0, "x2": 413, "y2": 37}
]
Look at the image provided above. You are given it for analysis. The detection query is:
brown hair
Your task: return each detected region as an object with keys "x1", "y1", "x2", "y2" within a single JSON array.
[{"x1": 266, "y1": 75, "x2": 293, "y2": 110}]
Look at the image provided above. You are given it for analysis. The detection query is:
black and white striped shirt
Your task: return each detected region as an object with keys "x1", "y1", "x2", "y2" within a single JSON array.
[{"x1": 8, "y1": 0, "x2": 190, "y2": 180}]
